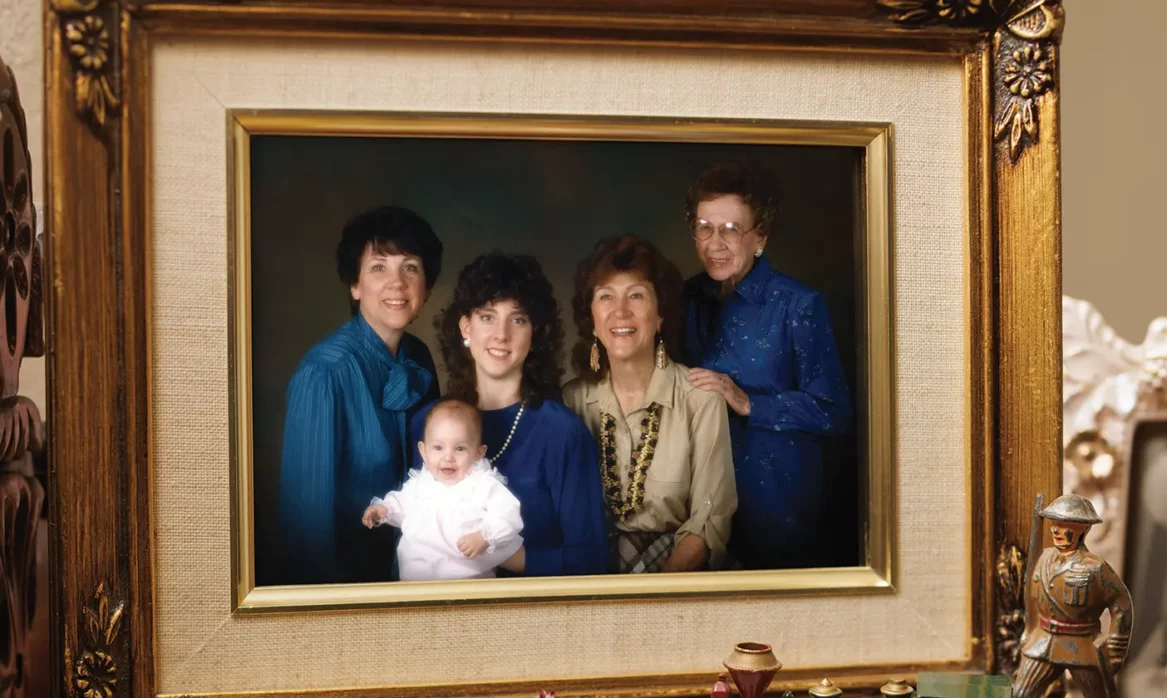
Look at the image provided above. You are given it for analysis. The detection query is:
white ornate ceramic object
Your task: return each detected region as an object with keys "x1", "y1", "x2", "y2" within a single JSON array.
[{"x1": 1061, "y1": 296, "x2": 1167, "y2": 573}]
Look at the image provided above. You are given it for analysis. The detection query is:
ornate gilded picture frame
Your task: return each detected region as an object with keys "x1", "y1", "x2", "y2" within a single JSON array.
[{"x1": 45, "y1": 1, "x2": 1064, "y2": 696}]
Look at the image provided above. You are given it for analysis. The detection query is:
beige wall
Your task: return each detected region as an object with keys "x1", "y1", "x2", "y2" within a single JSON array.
[
  {"x1": 1061, "y1": 0, "x2": 1167, "y2": 342},
  {"x1": 0, "y1": 0, "x2": 45, "y2": 412}
]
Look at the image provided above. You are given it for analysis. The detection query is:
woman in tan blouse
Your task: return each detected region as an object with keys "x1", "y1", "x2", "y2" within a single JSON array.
[{"x1": 563, "y1": 235, "x2": 737, "y2": 573}]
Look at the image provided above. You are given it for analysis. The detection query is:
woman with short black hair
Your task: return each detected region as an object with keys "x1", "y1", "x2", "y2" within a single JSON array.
[{"x1": 278, "y1": 205, "x2": 443, "y2": 584}]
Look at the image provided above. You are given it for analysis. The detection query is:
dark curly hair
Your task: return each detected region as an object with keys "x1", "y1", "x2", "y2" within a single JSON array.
[
  {"x1": 335, "y1": 205, "x2": 444, "y2": 313},
  {"x1": 683, "y1": 159, "x2": 782, "y2": 239},
  {"x1": 435, "y1": 253, "x2": 565, "y2": 408},
  {"x1": 570, "y1": 235, "x2": 685, "y2": 381}
]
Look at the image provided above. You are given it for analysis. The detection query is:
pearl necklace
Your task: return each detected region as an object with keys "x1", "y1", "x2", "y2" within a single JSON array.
[{"x1": 489, "y1": 402, "x2": 525, "y2": 462}]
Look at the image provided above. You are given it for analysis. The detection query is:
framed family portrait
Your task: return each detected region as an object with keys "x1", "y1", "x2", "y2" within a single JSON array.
[
  {"x1": 233, "y1": 111, "x2": 892, "y2": 609},
  {"x1": 45, "y1": 1, "x2": 1065, "y2": 696}
]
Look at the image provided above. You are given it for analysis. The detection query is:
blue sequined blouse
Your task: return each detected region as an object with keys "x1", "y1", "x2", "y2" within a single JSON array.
[
  {"x1": 681, "y1": 257, "x2": 852, "y2": 569},
  {"x1": 277, "y1": 312, "x2": 439, "y2": 584}
]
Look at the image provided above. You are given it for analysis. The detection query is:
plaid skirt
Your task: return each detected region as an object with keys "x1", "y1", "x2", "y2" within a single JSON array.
[{"x1": 610, "y1": 529, "x2": 676, "y2": 574}]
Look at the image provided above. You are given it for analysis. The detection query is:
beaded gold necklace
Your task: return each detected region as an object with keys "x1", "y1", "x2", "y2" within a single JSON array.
[{"x1": 598, "y1": 403, "x2": 663, "y2": 521}]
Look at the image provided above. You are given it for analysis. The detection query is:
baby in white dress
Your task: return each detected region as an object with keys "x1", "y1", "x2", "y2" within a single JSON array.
[{"x1": 361, "y1": 399, "x2": 524, "y2": 582}]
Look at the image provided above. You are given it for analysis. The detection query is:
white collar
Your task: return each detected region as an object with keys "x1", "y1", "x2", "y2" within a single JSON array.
[{"x1": 412, "y1": 457, "x2": 500, "y2": 487}]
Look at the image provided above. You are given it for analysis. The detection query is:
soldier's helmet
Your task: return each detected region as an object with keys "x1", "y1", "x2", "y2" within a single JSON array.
[{"x1": 1039, "y1": 494, "x2": 1102, "y2": 524}]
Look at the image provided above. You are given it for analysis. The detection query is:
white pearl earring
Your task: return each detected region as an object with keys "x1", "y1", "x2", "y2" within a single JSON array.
[
  {"x1": 462, "y1": 337, "x2": 471, "y2": 348},
  {"x1": 754, "y1": 248, "x2": 763, "y2": 258}
]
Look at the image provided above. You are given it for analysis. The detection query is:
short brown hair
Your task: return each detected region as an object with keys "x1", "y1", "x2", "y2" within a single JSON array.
[
  {"x1": 423, "y1": 399, "x2": 483, "y2": 445},
  {"x1": 570, "y1": 235, "x2": 684, "y2": 381},
  {"x1": 684, "y1": 159, "x2": 781, "y2": 238}
]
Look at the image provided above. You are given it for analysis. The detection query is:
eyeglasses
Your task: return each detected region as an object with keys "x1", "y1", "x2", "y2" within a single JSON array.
[{"x1": 690, "y1": 219, "x2": 760, "y2": 244}]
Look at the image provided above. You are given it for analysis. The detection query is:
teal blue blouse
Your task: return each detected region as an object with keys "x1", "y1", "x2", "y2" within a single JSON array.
[{"x1": 277, "y1": 312, "x2": 438, "y2": 584}]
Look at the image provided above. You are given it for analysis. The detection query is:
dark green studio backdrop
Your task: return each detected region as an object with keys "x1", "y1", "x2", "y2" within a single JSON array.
[{"x1": 248, "y1": 134, "x2": 865, "y2": 585}]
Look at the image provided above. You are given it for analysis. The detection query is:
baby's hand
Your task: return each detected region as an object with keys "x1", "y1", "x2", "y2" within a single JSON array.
[
  {"x1": 362, "y1": 504, "x2": 388, "y2": 529},
  {"x1": 457, "y1": 531, "x2": 489, "y2": 559}
]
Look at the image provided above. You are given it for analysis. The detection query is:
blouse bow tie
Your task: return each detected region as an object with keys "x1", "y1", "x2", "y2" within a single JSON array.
[{"x1": 382, "y1": 359, "x2": 433, "y2": 412}]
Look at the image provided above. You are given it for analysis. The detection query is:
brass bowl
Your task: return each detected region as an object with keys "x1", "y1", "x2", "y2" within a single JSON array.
[{"x1": 723, "y1": 642, "x2": 782, "y2": 673}]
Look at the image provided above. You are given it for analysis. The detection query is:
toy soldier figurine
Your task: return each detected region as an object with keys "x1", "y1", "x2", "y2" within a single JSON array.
[{"x1": 1011, "y1": 494, "x2": 1133, "y2": 698}]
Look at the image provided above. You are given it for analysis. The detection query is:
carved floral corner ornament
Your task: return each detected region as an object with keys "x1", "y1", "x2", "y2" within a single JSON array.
[
  {"x1": 878, "y1": 0, "x2": 991, "y2": 25},
  {"x1": 52, "y1": 0, "x2": 120, "y2": 132},
  {"x1": 877, "y1": 0, "x2": 1065, "y2": 162},
  {"x1": 992, "y1": 543, "x2": 1063, "y2": 698},
  {"x1": 994, "y1": 544, "x2": 1026, "y2": 676},
  {"x1": 73, "y1": 583, "x2": 125, "y2": 698}
]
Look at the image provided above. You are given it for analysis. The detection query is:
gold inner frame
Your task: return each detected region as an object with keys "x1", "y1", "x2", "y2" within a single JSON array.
[{"x1": 227, "y1": 110, "x2": 898, "y2": 612}]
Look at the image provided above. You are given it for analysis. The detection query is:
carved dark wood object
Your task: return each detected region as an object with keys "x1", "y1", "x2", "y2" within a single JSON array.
[{"x1": 0, "y1": 54, "x2": 46, "y2": 698}]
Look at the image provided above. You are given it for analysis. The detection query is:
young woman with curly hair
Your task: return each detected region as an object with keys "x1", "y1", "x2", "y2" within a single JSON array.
[{"x1": 409, "y1": 252, "x2": 608, "y2": 577}]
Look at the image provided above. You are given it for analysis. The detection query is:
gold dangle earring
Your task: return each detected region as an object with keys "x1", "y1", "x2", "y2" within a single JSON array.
[
  {"x1": 655, "y1": 334, "x2": 667, "y2": 369},
  {"x1": 590, "y1": 336, "x2": 601, "y2": 373}
]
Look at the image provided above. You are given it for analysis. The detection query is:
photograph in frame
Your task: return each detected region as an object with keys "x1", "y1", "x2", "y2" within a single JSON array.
[
  {"x1": 237, "y1": 116, "x2": 879, "y2": 593},
  {"x1": 230, "y1": 113, "x2": 895, "y2": 608}
]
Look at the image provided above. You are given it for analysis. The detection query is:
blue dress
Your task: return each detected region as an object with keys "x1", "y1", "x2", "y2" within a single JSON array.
[
  {"x1": 277, "y1": 312, "x2": 438, "y2": 584},
  {"x1": 681, "y1": 257, "x2": 852, "y2": 569},
  {"x1": 410, "y1": 399, "x2": 608, "y2": 576}
]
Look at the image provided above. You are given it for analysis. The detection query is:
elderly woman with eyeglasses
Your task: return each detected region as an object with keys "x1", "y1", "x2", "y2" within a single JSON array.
[{"x1": 679, "y1": 160, "x2": 852, "y2": 570}]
